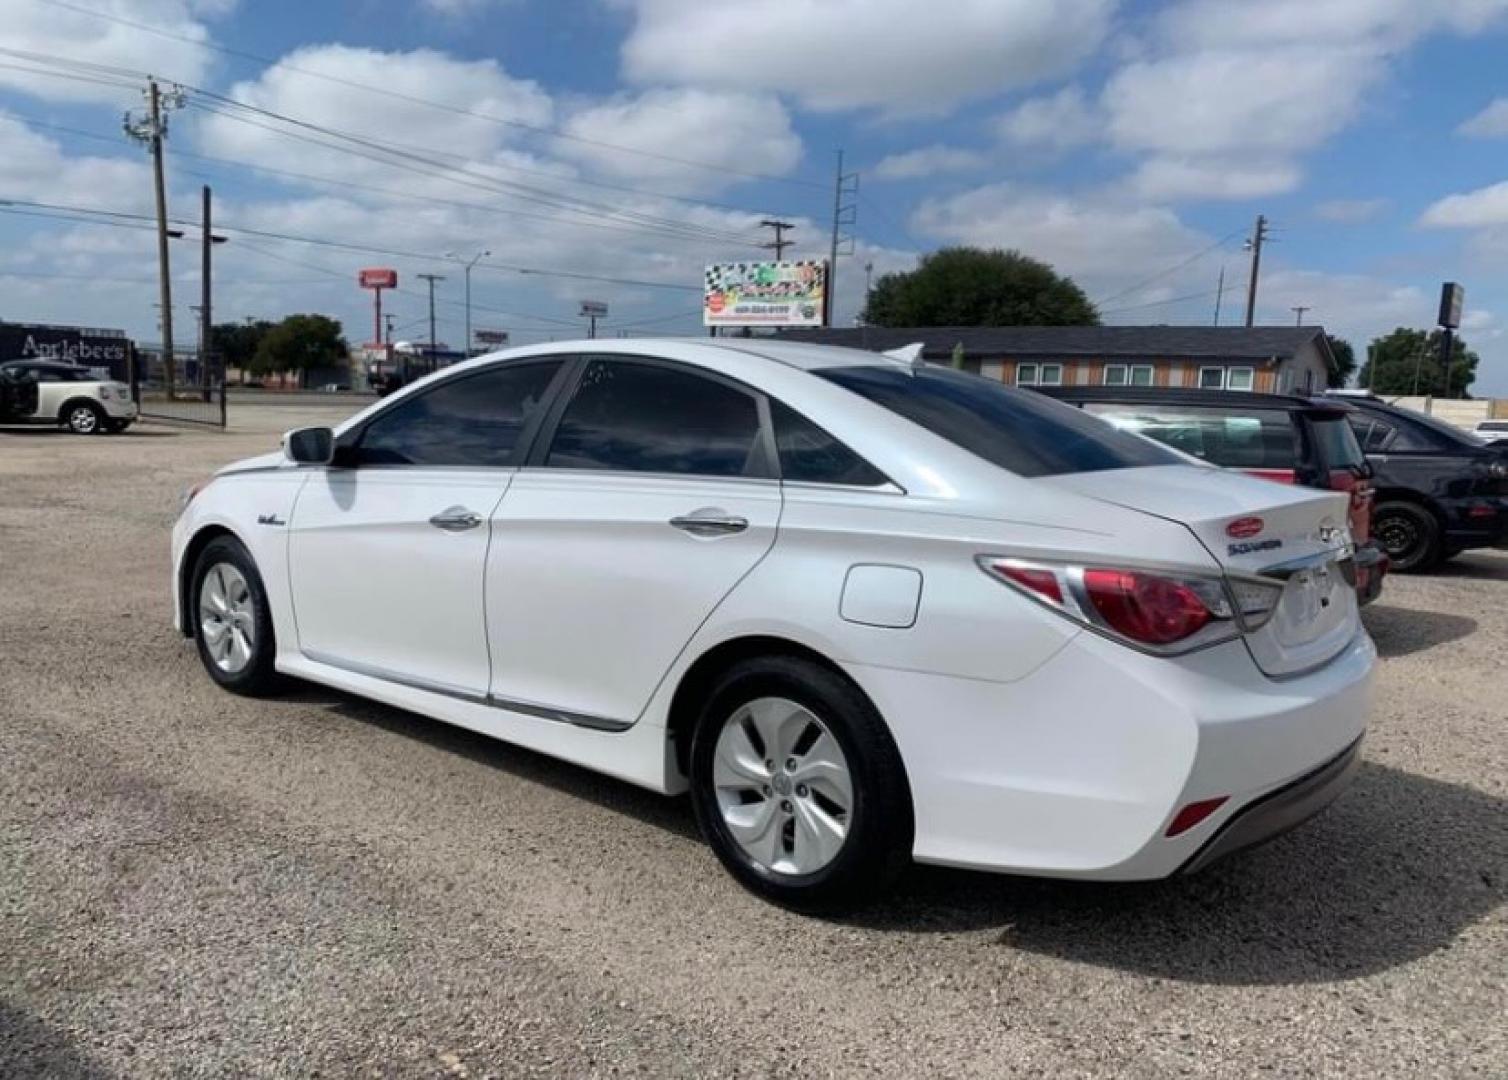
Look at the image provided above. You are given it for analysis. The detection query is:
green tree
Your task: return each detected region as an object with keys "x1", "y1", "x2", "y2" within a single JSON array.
[
  {"x1": 210, "y1": 320, "x2": 274, "y2": 380},
  {"x1": 1324, "y1": 334, "x2": 1357, "y2": 388},
  {"x1": 252, "y1": 314, "x2": 349, "y2": 384},
  {"x1": 1356, "y1": 327, "x2": 1479, "y2": 398},
  {"x1": 863, "y1": 247, "x2": 1099, "y2": 327}
]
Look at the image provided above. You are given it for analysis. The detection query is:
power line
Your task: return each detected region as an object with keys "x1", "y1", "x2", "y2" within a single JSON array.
[
  {"x1": 40, "y1": 0, "x2": 829, "y2": 189},
  {"x1": 1099, "y1": 279, "x2": 1248, "y2": 316},
  {"x1": 1092, "y1": 230, "x2": 1245, "y2": 308}
]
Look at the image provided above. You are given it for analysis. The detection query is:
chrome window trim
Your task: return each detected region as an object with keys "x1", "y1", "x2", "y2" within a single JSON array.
[{"x1": 301, "y1": 649, "x2": 633, "y2": 732}]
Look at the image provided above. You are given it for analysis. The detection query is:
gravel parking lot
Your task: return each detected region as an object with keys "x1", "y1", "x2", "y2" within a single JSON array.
[{"x1": 2, "y1": 411, "x2": 1504, "y2": 1078}]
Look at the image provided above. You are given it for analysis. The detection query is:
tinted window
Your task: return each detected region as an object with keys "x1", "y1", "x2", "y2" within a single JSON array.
[
  {"x1": 30, "y1": 365, "x2": 93, "y2": 383},
  {"x1": 546, "y1": 360, "x2": 763, "y2": 477},
  {"x1": 1349, "y1": 415, "x2": 1394, "y2": 452},
  {"x1": 1309, "y1": 415, "x2": 1366, "y2": 470},
  {"x1": 771, "y1": 400, "x2": 887, "y2": 486},
  {"x1": 1083, "y1": 403, "x2": 1297, "y2": 469},
  {"x1": 820, "y1": 365, "x2": 1178, "y2": 478},
  {"x1": 356, "y1": 360, "x2": 561, "y2": 466}
]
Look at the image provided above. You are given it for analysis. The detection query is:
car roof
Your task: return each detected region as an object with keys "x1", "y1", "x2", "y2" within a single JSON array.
[{"x1": 1037, "y1": 385, "x2": 1355, "y2": 412}]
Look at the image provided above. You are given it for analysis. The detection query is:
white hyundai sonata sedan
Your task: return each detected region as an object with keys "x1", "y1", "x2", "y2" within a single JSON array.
[{"x1": 172, "y1": 339, "x2": 1373, "y2": 910}]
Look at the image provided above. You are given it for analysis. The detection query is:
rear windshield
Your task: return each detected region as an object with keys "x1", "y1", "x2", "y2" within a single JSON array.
[
  {"x1": 818, "y1": 365, "x2": 1179, "y2": 478},
  {"x1": 1308, "y1": 414, "x2": 1367, "y2": 470},
  {"x1": 1081, "y1": 402, "x2": 1297, "y2": 470}
]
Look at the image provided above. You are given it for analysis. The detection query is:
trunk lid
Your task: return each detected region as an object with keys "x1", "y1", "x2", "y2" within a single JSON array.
[{"x1": 1046, "y1": 465, "x2": 1359, "y2": 677}]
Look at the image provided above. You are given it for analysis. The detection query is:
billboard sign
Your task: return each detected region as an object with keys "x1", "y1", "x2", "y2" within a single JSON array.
[
  {"x1": 705, "y1": 260, "x2": 827, "y2": 327},
  {"x1": 474, "y1": 329, "x2": 510, "y2": 346},
  {"x1": 579, "y1": 300, "x2": 609, "y2": 318},
  {"x1": 0, "y1": 323, "x2": 132, "y2": 381},
  {"x1": 359, "y1": 268, "x2": 398, "y2": 289},
  {"x1": 1438, "y1": 282, "x2": 1464, "y2": 329}
]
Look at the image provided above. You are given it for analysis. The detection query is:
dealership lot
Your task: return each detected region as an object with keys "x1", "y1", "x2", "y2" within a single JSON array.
[{"x1": 2, "y1": 411, "x2": 1504, "y2": 1077}]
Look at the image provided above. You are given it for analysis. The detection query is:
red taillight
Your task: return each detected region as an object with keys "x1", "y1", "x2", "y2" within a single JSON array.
[
  {"x1": 1166, "y1": 796, "x2": 1229, "y2": 837},
  {"x1": 995, "y1": 564, "x2": 1063, "y2": 604},
  {"x1": 1081, "y1": 569, "x2": 1213, "y2": 645}
]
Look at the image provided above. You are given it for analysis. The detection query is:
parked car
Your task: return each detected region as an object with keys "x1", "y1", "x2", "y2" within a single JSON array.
[
  {"x1": 1039, "y1": 387, "x2": 1386, "y2": 604},
  {"x1": 0, "y1": 359, "x2": 138, "y2": 434},
  {"x1": 1323, "y1": 393, "x2": 1508, "y2": 571},
  {"x1": 173, "y1": 340, "x2": 1373, "y2": 910},
  {"x1": 1469, "y1": 418, "x2": 1508, "y2": 444}
]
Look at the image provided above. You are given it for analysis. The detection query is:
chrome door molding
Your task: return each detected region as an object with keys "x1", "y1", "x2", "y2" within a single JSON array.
[{"x1": 301, "y1": 648, "x2": 633, "y2": 733}]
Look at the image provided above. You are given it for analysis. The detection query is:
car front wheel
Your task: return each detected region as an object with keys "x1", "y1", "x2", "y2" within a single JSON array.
[
  {"x1": 63, "y1": 402, "x2": 104, "y2": 435},
  {"x1": 190, "y1": 535, "x2": 282, "y2": 696},
  {"x1": 689, "y1": 655, "x2": 912, "y2": 913}
]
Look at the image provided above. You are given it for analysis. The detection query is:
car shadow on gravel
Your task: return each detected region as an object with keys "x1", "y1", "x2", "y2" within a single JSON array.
[
  {"x1": 1429, "y1": 553, "x2": 1508, "y2": 582},
  {"x1": 285, "y1": 685, "x2": 702, "y2": 843},
  {"x1": 0, "y1": 1001, "x2": 115, "y2": 1079},
  {"x1": 1361, "y1": 604, "x2": 1477, "y2": 657},
  {"x1": 851, "y1": 762, "x2": 1505, "y2": 985}
]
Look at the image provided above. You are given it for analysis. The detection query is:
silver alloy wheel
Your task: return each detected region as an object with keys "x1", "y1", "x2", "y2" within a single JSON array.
[
  {"x1": 712, "y1": 696, "x2": 854, "y2": 876},
  {"x1": 67, "y1": 405, "x2": 98, "y2": 434},
  {"x1": 198, "y1": 563, "x2": 256, "y2": 674}
]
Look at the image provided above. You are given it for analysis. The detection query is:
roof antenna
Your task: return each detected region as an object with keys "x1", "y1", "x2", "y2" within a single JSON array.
[{"x1": 881, "y1": 342, "x2": 926, "y2": 372}]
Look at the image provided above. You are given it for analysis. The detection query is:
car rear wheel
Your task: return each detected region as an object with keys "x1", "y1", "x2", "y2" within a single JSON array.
[
  {"x1": 1373, "y1": 500, "x2": 1441, "y2": 573},
  {"x1": 63, "y1": 402, "x2": 104, "y2": 435},
  {"x1": 191, "y1": 535, "x2": 282, "y2": 696},
  {"x1": 689, "y1": 655, "x2": 912, "y2": 913}
]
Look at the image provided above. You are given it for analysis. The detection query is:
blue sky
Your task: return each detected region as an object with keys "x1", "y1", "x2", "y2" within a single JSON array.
[{"x1": 3, "y1": 0, "x2": 1508, "y2": 392}]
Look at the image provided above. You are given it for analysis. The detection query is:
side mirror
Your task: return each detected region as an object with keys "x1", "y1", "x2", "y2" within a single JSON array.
[{"x1": 284, "y1": 426, "x2": 334, "y2": 465}]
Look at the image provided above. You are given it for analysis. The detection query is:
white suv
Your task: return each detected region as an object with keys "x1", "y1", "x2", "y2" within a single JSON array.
[{"x1": 0, "y1": 360, "x2": 139, "y2": 434}]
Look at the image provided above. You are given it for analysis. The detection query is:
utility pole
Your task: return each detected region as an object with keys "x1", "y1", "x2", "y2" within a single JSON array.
[
  {"x1": 446, "y1": 249, "x2": 490, "y2": 355},
  {"x1": 1243, "y1": 214, "x2": 1268, "y2": 327},
  {"x1": 384, "y1": 312, "x2": 395, "y2": 345},
  {"x1": 417, "y1": 272, "x2": 445, "y2": 378},
  {"x1": 826, "y1": 150, "x2": 859, "y2": 327},
  {"x1": 759, "y1": 219, "x2": 795, "y2": 261},
  {"x1": 1439, "y1": 329, "x2": 1457, "y2": 399},
  {"x1": 124, "y1": 78, "x2": 185, "y2": 397},
  {"x1": 1291, "y1": 305, "x2": 1310, "y2": 327},
  {"x1": 1213, "y1": 266, "x2": 1226, "y2": 326},
  {"x1": 201, "y1": 185, "x2": 212, "y2": 402}
]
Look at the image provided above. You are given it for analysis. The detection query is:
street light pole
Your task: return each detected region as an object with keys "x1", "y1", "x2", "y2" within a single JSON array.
[{"x1": 447, "y1": 249, "x2": 490, "y2": 355}]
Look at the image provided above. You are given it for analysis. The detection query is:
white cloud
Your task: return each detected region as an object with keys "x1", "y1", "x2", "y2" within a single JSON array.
[
  {"x1": 420, "y1": 0, "x2": 515, "y2": 14},
  {"x1": 0, "y1": 112, "x2": 150, "y2": 210},
  {"x1": 1161, "y1": 0, "x2": 1508, "y2": 50},
  {"x1": 1314, "y1": 197, "x2": 1389, "y2": 223},
  {"x1": 617, "y1": 0, "x2": 1115, "y2": 112},
  {"x1": 1130, "y1": 157, "x2": 1301, "y2": 201},
  {"x1": 0, "y1": 0, "x2": 222, "y2": 103},
  {"x1": 558, "y1": 89, "x2": 801, "y2": 194},
  {"x1": 910, "y1": 183, "x2": 1208, "y2": 299},
  {"x1": 871, "y1": 145, "x2": 985, "y2": 182},
  {"x1": 995, "y1": 87, "x2": 1100, "y2": 149},
  {"x1": 1459, "y1": 98, "x2": 1508, "y2": 137},
  {"x1": 1420, "y1": 181, "x2": 1508, "y2": 228}
]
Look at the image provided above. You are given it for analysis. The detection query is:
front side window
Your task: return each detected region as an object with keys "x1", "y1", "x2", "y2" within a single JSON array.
[
  {"x1": 546, "y1": 360, "x2": 764, "y2": 477},
  {"x1": 819, "y1": 364, "x2": 1178, "y2": 478},
  {"x1": 770, "y1": 400, "x2": 887, "y2": 487},
  {"x1": 1083, "y1": 403, "x2": 1297, "y2": 470},
  {"x1": 356, "y1": 359, "x2": 562, "y2": 467}
]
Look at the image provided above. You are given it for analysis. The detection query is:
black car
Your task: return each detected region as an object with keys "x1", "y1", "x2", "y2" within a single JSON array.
[
  {"x1": 1323, "y1": 392, "x2": 1508, "y2": 571},
  {"x1": 1038, "y1": 386, "x2": 1387, "y2": 602}
]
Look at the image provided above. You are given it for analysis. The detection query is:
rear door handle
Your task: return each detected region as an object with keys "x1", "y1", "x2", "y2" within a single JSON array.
[
  {"x1": 429, "y1": 506, "x2": 483, "y2": 532},
  {"x1": 669, "y1": 509, "x2": 749, "y2": 537}
]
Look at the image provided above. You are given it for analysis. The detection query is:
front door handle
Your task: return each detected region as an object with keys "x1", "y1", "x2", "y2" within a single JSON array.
[
  {"x1": 429, "y1": 506, "x2": 483, "y2": 532},
  {"x1": 669, "y1": 509, "x2": 749, "y2": 537}
]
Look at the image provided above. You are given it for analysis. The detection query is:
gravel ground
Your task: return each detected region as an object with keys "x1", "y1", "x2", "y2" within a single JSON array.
[{"x1": 2, "y1": 412, "x2": 1504, "y2": 1078}]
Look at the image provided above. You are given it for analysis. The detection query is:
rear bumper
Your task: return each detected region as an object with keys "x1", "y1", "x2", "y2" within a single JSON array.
[
  {"x1": 1441, "y1": 496, "x2": 1508, "y2": 549},
  {"x1": 1353, "y1": 541, "x2": 1387, "y2": 605},
  {"x1": 1179, "y1": 735, "x2": 1361, "y2": 874}
]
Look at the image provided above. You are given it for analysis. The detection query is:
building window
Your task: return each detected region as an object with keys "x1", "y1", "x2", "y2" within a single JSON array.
[
  {"x1": 1129, "y1": 365, "x2": 1154, "y2": 387},
  {"x1": 1015, "y1": 362, "x2": 1038, "y2": 386},
  {"x1": 1103, "y1": 364, "x2": 1127, "y2": 386},
  {"x1": 1198, "y1": 366, "x2": 1225, "y2": 389},
  {"x1": 1018, "y1": 362, "x2": 1062, "y2": 387},
  {"x1": 1227, "y1": 367, "x2": 1254, "y2": 391},
  {"x1": 1039, "y1": 363, "x2": 1062, "y2": 386}
]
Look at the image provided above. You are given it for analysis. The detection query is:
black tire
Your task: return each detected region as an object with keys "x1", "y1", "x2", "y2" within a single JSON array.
[
  {"x1": 689, "y1": 655, "x2": 913, "y2": 913},
  {"x1": 1372, "y1": 500, "x2": 1442, "y2": 573},
  {"x1": 61, "y1": 401, "x2": 105, "y2": 435},
  {"x1": 189, "y1": 535, "x2": 283, "y2": 696}
]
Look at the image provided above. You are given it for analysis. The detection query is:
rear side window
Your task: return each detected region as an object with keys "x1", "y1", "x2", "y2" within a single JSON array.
[
  {"x1": 770, "y1": 401, "x2": 887, "y2": 486},
  {"x1": 819, "y1": 365, "x2": 1177, "y2": 478},
  {"x1": 546, "y1": 360, "x2": 764, "y2": 477},
  {"x1": 1349, "y1": 415, "x2": 1394, "y2": 452},
  {"x1": 1082, "y1": 403, "x2": 1298, "y2": 470},
  {"x1": 356, "y1": 359, "x2": 562, "y2": 466}
]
